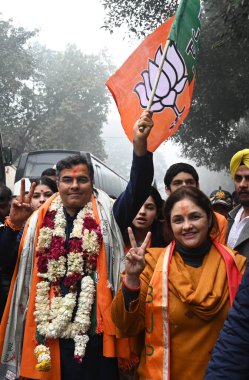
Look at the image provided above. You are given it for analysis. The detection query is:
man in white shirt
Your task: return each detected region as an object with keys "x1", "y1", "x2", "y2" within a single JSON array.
[{"x1": 227, "y1": 148, "x2": 249, "y2": 258}]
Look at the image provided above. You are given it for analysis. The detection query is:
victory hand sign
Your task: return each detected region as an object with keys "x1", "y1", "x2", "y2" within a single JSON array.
[
  {"x1": 9, "y1": 178, "x2": 36, "y2": 227},
  {"x1": 125, "y1": 227, "x2": 151, "y2": 288}
]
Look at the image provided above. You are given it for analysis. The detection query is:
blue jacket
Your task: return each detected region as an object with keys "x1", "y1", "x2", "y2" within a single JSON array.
[
  {"x1": 205, "y1": 261, "x2": 249, "y2": 379},
  {"x1": 0, "y1": 225, "x2": 21, "y2": 319},
  {"x1": 113, "y1": 151, "x2": 154, "y2": 233}
]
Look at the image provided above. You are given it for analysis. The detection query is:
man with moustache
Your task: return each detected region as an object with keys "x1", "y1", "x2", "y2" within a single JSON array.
[
  {"x1": 0, "y1": 154, "x2": 126, "y2": 380},
  {"x1": 0, "y1": 109, "x2": 153, "y2": 380},
  {"x1": 227, "y1": 149, "x2": 249, "y2": 258}
]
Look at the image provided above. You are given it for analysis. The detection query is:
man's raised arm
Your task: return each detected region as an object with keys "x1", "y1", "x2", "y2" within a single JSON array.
[{"x1": 113, "y1": 111, "x2": 154, "y2": 232}]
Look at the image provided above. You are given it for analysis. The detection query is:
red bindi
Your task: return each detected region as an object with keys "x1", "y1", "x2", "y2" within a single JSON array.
[
  {"x1": 72, "y1": 165, "x2": 81, "y2": 177},
  {"x1": 180, "y1": 204, "x2": 189, "y2": 216}
]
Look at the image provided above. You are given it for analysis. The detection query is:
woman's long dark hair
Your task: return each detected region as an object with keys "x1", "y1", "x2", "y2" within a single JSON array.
[
  {"x1": 163, "y1": 186, "x2": 219, "y2": 240},
  {"x1": 124, "y1": 186, "x2": 166, "y2": 247},
  {"x1": 148, "y1": 187, "x2": 165, "y2": 247}
]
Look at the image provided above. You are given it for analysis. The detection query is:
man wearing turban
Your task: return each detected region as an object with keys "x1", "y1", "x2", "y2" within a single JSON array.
[{"x1": 227, "y1": 148, "x2": 249, "y2": 258}]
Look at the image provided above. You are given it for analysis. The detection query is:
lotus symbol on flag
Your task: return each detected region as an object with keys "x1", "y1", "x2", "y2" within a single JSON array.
[{"x1": 134, "y1": 43, "x2": 188, "y2": 128}]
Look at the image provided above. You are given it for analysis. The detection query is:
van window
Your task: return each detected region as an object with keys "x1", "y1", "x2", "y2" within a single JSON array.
[
  {"x1": 92, "y1": 162, "x2": 124, "y2": 198},
  {"x1": 94, "y1": 164, "x2": 103, "y2": 189},
  {"x1": 23, "y1": 152, "x2": 80, "y2": 177}
]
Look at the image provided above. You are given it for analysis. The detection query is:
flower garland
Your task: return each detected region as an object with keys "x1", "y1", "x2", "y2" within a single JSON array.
[{"x1": 34, "y1": 196, "x2": 102, "y2": 370}]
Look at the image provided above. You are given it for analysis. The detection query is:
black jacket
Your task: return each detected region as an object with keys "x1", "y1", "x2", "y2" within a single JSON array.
[{"x1": 205, "y1": 261, "x2": 249, "y2": 380}]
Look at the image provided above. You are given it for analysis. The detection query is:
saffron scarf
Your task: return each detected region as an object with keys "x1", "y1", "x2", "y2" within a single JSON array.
[{"x1": 144, "y1": 240, "x2": 244, "y2": 380}]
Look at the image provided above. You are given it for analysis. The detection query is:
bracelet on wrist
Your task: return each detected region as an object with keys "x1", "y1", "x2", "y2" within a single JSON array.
[
  {"x1": 5, "y1": 216, "x2": 22, "y2": 231},
  {"x1": 122, "y1": 276, "x2": 140, "y2": 291}
]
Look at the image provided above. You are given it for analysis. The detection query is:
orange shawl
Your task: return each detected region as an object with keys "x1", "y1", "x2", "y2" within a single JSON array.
[{"x1": 145, "y1": 241, "x2": 244, "y2": 380}]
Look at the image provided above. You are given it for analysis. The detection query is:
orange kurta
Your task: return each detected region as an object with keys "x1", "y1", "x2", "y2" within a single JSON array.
[{"x1": 111, "y1": 244, "x2": 246, "y2": 380}]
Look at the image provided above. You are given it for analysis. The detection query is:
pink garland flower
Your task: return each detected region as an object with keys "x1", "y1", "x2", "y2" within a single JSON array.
[
  {"x1": 49, "y1": 237, "x2": 67, "y2": 259},
  {"x1": 43, "y1": 211, "x2": 56, "y2": 229},
  {"x1": 83, "y1": 216, "x2": 99, "y2": 230},
  {"x1": 64, "y1": 272, "x2": 82, "y2": 287},
  {"x1": 37, "y1": 255, "x2": 48, "y2": 273},
  {"x1": 69, "y1": 238, "x2": 83, "y2": 252},
  {"x1": 96, "y1": 227, "x2": 103, "y2": 245},
  {"x1": 84, "y1": 216, "x2": 103, "y2": 246}
]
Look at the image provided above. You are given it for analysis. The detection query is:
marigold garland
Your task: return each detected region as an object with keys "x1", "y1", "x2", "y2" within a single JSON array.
[{"x1": 34, "y1": 197, "x2": 102, "y2": 370}]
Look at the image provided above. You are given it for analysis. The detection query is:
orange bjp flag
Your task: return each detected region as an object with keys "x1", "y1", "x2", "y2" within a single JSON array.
[{"x1": 106, "y1": 0, "x2": 201, "y2": 152}]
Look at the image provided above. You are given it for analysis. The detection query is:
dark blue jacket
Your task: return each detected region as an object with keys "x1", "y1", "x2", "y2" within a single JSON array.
[
  {"x1": 113, "y1": 151, "x2": 166, "y2": 247},
  {"x1": 0, "y1": 225, "x2": 21, "y2": 319},
  {"x1": 205, "y1": 261, "x2": 249, "y2": 380},
  {"x1": 113, "y1": 151, "x2": 154, "y2": 233}
]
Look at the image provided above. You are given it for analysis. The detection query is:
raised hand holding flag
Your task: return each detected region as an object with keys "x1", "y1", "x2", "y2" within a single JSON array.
[{"x1": 106, "y1": 0, "x2": 201, "y2": 152}]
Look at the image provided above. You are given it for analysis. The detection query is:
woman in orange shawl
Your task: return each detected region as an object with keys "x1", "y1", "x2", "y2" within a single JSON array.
[{"x1": 111, "y1": 186, "x2": 247, "y2": 380}]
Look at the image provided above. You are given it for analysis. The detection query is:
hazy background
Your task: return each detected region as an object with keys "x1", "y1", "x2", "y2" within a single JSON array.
[{"x1": 1, "y1": 0, "x2": 234, "y2": 197}]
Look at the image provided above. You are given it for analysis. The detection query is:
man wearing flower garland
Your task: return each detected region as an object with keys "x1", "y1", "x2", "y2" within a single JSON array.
[{"x1": 0, "y1": 154, "x2": 128, "y2": 380}]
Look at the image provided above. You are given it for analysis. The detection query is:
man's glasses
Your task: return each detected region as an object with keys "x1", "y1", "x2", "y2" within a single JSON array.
[{"x1": 59, "y1": 176, "x2": 90, "y2": 185}]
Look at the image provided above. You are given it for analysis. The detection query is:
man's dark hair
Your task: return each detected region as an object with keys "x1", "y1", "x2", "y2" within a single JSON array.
[
  {"x1": 0, "y1": 184, "x2": 12, "y2": 202},
  {"x1": 164, "y1": 163, "x2": 199, "y2": 188},
  {"x1": 41, "y1": 168, "x2": 56, "y2": 177},
  {"x1": 56, "y1": 155, "x2": 94, "y2": 182}
]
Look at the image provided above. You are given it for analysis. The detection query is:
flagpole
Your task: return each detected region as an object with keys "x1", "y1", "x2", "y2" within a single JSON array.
[
  {"x1": 146, "y1": 39, "x2": 171, "y2": 111},
  {"x1": 139, "y1": 39, "x2": 170, "y2": 132}
]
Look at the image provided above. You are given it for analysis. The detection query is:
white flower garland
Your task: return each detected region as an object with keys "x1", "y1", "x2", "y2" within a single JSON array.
[
  {"x1": 35, "y1": 276, "x2": 95, "y2": 342},
  {"x1": 34, "y1": 345, "x2": 51, "y2": 371},
  {"x1": 34, "y1": 196, "x2": 101, "y2": 369}
]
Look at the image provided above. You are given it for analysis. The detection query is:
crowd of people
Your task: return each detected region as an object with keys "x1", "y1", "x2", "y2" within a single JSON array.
[{"x1": 0, "y1": 111, "x2": 248, "y2": 380}]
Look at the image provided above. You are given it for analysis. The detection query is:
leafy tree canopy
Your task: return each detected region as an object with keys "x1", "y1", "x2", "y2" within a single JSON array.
[
  {"x1": 0, "y1": 18, "x2": 36, "y2": 141},
  {"x1": 101, "y1": 0, "x2": 177, "y2": 38},
  {"x1": 0, "y1": 17, "x2": 113, "y2": 161},
  {"x1": 173, "y1": 0, "x2": 249, "y2": 170},
  {"x1": 29, "y1": 44, "x2": 113, "y2": 160}
]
